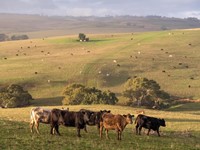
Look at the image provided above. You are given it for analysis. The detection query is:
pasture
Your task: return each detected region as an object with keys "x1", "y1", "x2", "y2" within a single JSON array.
[
  {"x1": 0, "y1": 29, "x2": 200, "y2": 101},
  {"x1": 0, "y1": 29, "x2": 200, "y2": 149},
  {"x1": 0, "y1": 104, "x2": 200, "y2": 149}
]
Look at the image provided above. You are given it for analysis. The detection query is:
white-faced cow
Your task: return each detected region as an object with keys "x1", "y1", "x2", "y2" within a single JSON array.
[{"x1": 100, "y1": 113, "x2": 134, "y2": 140}]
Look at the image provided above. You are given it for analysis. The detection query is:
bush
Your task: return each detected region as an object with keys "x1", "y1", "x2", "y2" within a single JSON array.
[
  {"x1": 62, "y1": 83, "x2": 118, "y2": 105},
  {"x1": 0, "y1": 84, "x2": 33, "y2": 108},
  {"x1": 123, "y1": 77, "x2": 170, "y2": 108}
]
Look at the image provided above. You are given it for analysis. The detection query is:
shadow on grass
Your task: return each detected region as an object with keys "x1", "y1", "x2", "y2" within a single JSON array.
[
  {"x1": 31, "y1": 96, "x2": 64, "y2": 106},
  {"x1": 166, "y1": 103, "x2": 200, "y2": 112},
  {"x1": 166, "y1": 118, "x2": 200, "y2": 123}
]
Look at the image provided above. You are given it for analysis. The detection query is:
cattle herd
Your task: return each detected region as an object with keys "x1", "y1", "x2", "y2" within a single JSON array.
[{"x1": 30, "y1": 107, "x2": 166, "y2": 140}]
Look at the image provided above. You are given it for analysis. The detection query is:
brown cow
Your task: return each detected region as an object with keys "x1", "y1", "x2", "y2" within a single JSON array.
[
  {"x1": 100, "y1": 113, "x2": 134, "y2": 140},
  {"x1": 50, "y1": 109, "x2": 65, "y2": 135}
]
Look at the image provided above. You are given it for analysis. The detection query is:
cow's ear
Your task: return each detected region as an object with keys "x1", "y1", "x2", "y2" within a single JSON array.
[
  {"x1": 107, "y1": 110, "x2": 111, "y2": 113},
  {"x1": 123, "y1": 115, "x2": 127, "y2": 117}
]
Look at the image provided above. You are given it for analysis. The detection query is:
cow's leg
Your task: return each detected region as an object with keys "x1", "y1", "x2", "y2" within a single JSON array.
[
  {"x1": 100, "y1": 123, "x2": 103, "y2": 139},
  {"x1": 119, "y1": 131, "x2": 122, "y2": 140},
  {"x1": 35, "y1": 122, "x2": 40, "y2": 134},
  {"x1": 156, "y1": 129, "x2": 160, "y2": 136},
  {"x1": 106, "y1": 129, "x2": 109, "y2": 139},
  {"x1": 77, "y1": 128, "x2": 81, "y2": 137},
  {"x1": 147, "y1": 129, "x2": 151, "y2": 135},
  {"x1": 84, "y1": 125, "x2": 88, "y2": 133},
  {"x1": 97, "y1": 125, "x2": 100, "y2": 134},
  {"x1": 50, "y1": 125, "x2": 54, "y2": 135},
  {"x1": 55, "y1": 125, "x2": 61, "y2": 136},
  {"x1": 30, "y1": 120, "x2": 34, "y2": 133},
  {"x1": 135, "y1": 124, "x2": 139, "y2": 135},
  {"x1": 138, "y1": 126, "x2": 142, "y2": 135}
]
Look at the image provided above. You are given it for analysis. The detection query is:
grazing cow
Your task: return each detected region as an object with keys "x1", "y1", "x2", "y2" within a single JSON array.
[
  {"x1": 135, "y1": 114, "x2": 166, "y2": 136},
  {"x1": 51, "y1": 110, "x2": 91, "y2": 137},
  {"x1": 50, "y1": 109, "x2": 65, "y2": 135},
  {"x1": 30, "y1": 107, "x2": 51, "y2": 134},
  {"x1": 79, "y1": 109, "x2": 111, "y2": 132},
  {"x1": 30, "y1": 107, "x2": 65, "y2": 134},
  {"x1": 100, "y1": 113, "x2": 134, "y2": 140}
]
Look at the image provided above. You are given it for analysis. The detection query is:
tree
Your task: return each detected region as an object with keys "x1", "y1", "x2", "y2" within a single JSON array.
[
  {"x1": 123, "y1": 77, "x2": 170, "y2": 108},
  {"x1": 0, "y1": 84, "x2": 33, "y2": 108},
  {"x1": 78, "y1": 33, "x2": 89, "y2": 42},
  {"x1": 78, "y1": 33, "x2": 86, "y2": 41},
  {"x1": 62, "y1": 83, "x2": 118, "y2": 105},
  {"x1": 0, "y1": 33, "x2": 9, "y2": 42}
]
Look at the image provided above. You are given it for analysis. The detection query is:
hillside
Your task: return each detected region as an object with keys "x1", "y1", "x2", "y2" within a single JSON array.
[
  {"x1": 0, "y1": 13, "x2": 200, "y2": 38},
  {"x1": 0, "y1": 29, "x2": 200, "y2": 103}
]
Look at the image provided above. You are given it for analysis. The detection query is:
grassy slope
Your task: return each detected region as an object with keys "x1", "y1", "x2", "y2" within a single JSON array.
[{"x1": 0, "y1": 29, "x2": 200, "y2": 101}]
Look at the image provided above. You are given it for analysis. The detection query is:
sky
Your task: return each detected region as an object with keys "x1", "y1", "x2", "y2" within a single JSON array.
[{"x1": 0, "y1": 0, "x2": 200, "y2": 19}]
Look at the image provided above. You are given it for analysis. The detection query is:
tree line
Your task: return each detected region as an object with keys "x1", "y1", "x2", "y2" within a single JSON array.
[
  {"x1": 0, "y1": 77, "x2": 172, "y2": 109},
  {"x1": 0, "y1": 33, "x2": 29, "y2": 42}
]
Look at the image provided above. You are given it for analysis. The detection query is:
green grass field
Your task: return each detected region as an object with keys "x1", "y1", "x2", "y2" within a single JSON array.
[
  {"x1": 0, "y1": 29, "x2": 200, "y2": 149},
  {"x1": 0, "y1": 104, "x2": 200, "y2": 150}
]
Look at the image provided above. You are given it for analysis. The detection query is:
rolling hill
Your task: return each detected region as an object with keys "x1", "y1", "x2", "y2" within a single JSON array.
[
  {"x1": 0, "y1": 29, "x2": 200, "y2": 103},
  {"x1": 0, "y1": 13, "x2": 200, "y2": 38}
]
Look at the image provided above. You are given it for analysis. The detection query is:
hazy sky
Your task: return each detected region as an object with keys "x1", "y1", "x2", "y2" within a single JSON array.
[{"x1": 0, "y1": 0, "x2": 200, "y2": 18}]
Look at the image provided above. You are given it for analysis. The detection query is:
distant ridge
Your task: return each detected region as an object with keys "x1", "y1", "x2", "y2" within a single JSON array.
[{"x1": 0, "y1": 13, "x2": 200, "y2": 38}]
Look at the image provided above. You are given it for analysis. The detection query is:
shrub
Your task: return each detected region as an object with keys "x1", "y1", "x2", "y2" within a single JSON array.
[
  {"x1": 62, "y1": 83, "x2": 118, "y2": 105},
  {"x1": 123, "y1": 77, "x2": 170, "y2": 108},
  {"x1": 0, "y1": 84, "x2": 33, "y2": 108}
]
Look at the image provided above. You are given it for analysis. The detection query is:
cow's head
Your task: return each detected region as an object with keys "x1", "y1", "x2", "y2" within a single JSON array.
[
  {"x1": 159, "y1": 118, "x2": 166, "y2": 127},
  {"x1": 81, "y1": 111, "x2": 91, "y2": 123},
  {"x1": 80, "y1": 109, "x2": 95, "y2": 123},
  {"x1": 123, "y1": 114, "x2": 134, "y2": 124}
]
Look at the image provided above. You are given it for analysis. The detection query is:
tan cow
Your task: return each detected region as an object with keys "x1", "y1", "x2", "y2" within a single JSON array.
[
  {"x1": 100, "y1": 113, "x2": 134, "y2": 140},
  {"x1": 30, "y1": 107, "x2": 52, "y2": 134}
]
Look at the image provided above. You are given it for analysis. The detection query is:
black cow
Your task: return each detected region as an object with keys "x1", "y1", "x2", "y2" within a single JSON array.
[
  {"x1": 135, "y1": 114, "x2": 166, "y2": 136},
  {"x1": 79, "y1": 109, "x2": 111, "y2": 132},
  {"x1": 63, "y1": 110, "x2": 91, "y2": 137}
]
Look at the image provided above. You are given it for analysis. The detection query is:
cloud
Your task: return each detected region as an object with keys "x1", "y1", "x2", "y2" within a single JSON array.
[{"x1": 0, "y1": 0, "x2": 199, "y2": 18}]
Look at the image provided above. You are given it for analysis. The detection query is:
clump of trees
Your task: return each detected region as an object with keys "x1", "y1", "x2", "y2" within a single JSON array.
[
  {"x1": 123, "y1": 77, "x2": 170, "y2": 109},
  {"x1": 11, "y1": 35, "x2": 29, "y2": 41},
  {"x1": 0, "y1": 33, "x2": 29, "y2": 42},
  {"x1": 0, "y1": 84, "x2": 33, "y2": 108},
  {"x1": 78, "y1": 33, "x2": 89, "y2": 42},
  {"x1": 0, "y1": 34, "x2": 9, "y2": 42},
  {"x1": 62, "y1": 83, "x2": 118, "y2": 105}
]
